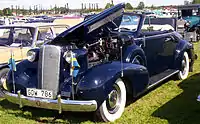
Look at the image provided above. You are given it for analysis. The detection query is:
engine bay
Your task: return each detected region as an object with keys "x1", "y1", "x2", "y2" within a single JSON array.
[{"x1": 85, "y1": 34, "x2": 133, "y2": 67}]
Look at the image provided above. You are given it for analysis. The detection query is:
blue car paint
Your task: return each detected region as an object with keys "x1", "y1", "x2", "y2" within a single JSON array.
[
  {"x1": 6, "y1": 60, "x2": 38, "y2": 93},
  {"x1": 76, "y1": 61, "x2": 149, "y2": 105},
  {"x1": 174, "y1": 38, "x2": 194, "y2": 70},
  {"x1": 123, "y1": 44, "x2": 147, "y2": 66},
  {"x1": 5, "y1": 3, "x2": 195, "y2": 108}
]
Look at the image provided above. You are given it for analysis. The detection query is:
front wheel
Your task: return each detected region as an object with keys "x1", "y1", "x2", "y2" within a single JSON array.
[
  {"x1": 177, "y1": 52, "x2": 190, "y2": 80},
  {"x1": 95, "y1": 78, "x2": 126, "y2": 122}
]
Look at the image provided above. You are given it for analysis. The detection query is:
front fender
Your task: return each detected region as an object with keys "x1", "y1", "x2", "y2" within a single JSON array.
[
  {"x1": 6, "y1": 60, "x2": 38, "y2": 94},
  {"x1": 76, "y1": 61, "x2": 149, "y2": 106},
  {"x1": 0, "y1": 63, "x2": 8, "y2": 70}
]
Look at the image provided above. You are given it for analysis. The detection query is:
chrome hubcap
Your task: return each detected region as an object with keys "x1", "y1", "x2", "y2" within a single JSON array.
[
  {"x1": 108, "y1": 90, "x2": 118, "y2": 109},
  {"x1": 107, "y1": 84, "x2": 121, "y2": 114}
]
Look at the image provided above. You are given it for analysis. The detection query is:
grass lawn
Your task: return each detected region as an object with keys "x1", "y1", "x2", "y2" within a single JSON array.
[{"x1": 1, "y1": 43, "x2": 200, "y2": 124}]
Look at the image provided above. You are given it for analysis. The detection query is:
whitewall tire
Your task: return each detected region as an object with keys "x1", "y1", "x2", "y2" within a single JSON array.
[
  {"x1": 177, "y1": 52, "x2": 190, "y2": 80},
  {"x1": 96, "y1": 78, "x2": 126, "y2": 122}
]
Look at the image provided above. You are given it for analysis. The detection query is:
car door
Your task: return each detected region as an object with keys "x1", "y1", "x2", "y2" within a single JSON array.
[
  {"x1": 157, "y1": 34, "x2": 177, "y2": 69},
  {"x1": 142, "y1": 34, "x2": 168, "y2": 76}
]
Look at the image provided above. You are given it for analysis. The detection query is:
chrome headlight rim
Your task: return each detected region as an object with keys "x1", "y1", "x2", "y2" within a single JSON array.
[
  {"x1": 27, "y1": 50, "x2": 36, "y2": 62},
  {"x1": 186, "y1": 22, "x2": 190, "y2": 26},
  {"x1": 185, "y1": 21, "x2": 191, "y2": 27}
]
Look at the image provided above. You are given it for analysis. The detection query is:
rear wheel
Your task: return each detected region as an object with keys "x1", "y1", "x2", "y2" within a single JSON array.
[
  {"x1": 177, "y1": 52, "x2": 189, "y2": 80},
  {"x1": 0, "y1": 68, "x2": 9, "y2": 97},
  {"x1": 95, "y1": 78, "x2": 126, "y2": 122}
]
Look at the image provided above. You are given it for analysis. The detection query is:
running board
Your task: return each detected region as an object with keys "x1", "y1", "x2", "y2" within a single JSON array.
[{"x1": 148, "y1": 69, "x2": 179, "y2": 89}]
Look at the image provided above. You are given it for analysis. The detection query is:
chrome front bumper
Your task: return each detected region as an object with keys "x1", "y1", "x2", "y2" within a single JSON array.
[{"x1": 4, "y1": 91, "x2": 97, "y2": 113}]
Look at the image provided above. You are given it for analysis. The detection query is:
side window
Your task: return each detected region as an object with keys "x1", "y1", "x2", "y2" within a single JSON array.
[
  {"x1": 37, "y1": 27, "x2": 53, "y2": 41},
  {"x1": 52, "y1": 25, "x2": 69, "y2": 36},
  {"x1": 0, "y1": 29, "x2": 10, "y2": 45},
  {"x1": 13, "y1": 28, "x2": 33, "y2": 47}
]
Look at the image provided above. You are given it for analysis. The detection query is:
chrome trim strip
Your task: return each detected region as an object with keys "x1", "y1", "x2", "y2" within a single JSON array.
[
  {"x1": 4, "y1": 91, "x2": 97, "y2": 112},
  {"x1": 41, "y1": 45, "x2": 45, "y2": 89}
]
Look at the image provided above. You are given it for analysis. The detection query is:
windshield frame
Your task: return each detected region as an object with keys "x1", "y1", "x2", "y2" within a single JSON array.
[{"x1": 118, "y1": 13, "x2": 141, "y2": 33}]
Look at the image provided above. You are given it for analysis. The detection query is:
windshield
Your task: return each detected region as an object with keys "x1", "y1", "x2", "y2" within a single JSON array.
[
  {"x1": 0, "y1": 27, "x2": 35, "y2": 47},
  {"x1": 119, "y1": 14, "x2": 140, "y2": 31}
]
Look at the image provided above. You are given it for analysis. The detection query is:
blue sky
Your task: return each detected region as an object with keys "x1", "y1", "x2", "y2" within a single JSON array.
[{"x1": 0, "y1": 0, "x2": 192, "y2": 9}]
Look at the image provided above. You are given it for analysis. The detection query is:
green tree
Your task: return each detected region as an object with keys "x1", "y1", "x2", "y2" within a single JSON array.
[
  {"x1": 29, "y1": 6, "x2": 32, "y2": 15},
  {"x1": 192, "y1": 0, "x2": 200, "y2": 4},
  {"x1": 0, "y1": 10, "x2": 3, "y2": 16},
  {"x1": 126, "y1": 3, "x2": 133, "y2": 10},
  {"x1": 3, "y1": 8, "x2": 12, "y2": 16},
  {"x1": 60, "y1": 7, "x2": 66, "y2": 14},
  {"x1": 151, "y1": 4, "x2": 155, "y2": 9},
  {"x1": 105, "y1": 3, "x2": 114, "y2": 9},
  {"x1": 137, "y1": 2, "x2": 145, "y2": 10}
]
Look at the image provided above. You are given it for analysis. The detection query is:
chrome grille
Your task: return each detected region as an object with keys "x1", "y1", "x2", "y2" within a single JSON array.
[{"x1": 38, "y1": 45, "x2": 61, "y2": 97}]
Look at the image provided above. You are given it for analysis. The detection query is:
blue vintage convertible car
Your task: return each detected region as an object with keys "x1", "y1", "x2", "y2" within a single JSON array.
[{"x1": 1, "y1": 3, "x2": 195, "y2": 122}]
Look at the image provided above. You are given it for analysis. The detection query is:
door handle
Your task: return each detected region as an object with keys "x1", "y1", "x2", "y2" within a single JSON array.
[{"x1": 165, "y1": 38, "x2": 171, "y2": 42}]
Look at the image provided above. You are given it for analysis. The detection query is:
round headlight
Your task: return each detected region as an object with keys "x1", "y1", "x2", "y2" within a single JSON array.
[
  {"x1": 63, "y1": 51, "x2": 71, "y2": 63},
  {"x1": 186, "y1": 22, "x2": 190, "y2": 26},
  {"x1": 27, "y1": 50, "x2": 36, "y2": 62}
]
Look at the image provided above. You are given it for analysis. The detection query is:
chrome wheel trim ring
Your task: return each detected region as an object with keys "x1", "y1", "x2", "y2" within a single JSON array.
[{"x1": 106, "y1": 84, "x2": 121, "y2": 114}]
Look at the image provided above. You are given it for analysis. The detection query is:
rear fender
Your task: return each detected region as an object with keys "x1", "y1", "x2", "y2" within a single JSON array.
[
  {"x1": 174, "y1": 39, "x2": 194, "y2": 71},
  {"x1": 76, "y1": 61, "x2": 149, "y2": 106}
]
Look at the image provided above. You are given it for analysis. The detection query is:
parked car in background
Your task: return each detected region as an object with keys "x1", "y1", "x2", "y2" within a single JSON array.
[
  {"x1": 143, "y1": 11, "x2": 157, "y2": 18},
  {"x1": 2, "y1": 3, "x2": 196, "y2": 122},
  {"x1": 0, "y1": 23, "x2": 69, "y2": 90},
  {"x1": 177, "y1": 4, "x2": 200, "y2": 42}
]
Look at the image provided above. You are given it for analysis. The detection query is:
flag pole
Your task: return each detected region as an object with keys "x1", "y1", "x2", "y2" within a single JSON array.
[
  {"x1": 72, "y1": 74, "x2": 74, "y2": 100},
  {"x1": 10, "y1": 49, "x2": 16, "y2": 94},
  {"x1": 71, "y1": 51, "x2": 74, "y2": 100}
]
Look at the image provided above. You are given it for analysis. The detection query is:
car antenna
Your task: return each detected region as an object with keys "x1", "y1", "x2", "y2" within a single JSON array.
[{"x1": 120, "y1": 46, "x2": 123, "y2": 77}]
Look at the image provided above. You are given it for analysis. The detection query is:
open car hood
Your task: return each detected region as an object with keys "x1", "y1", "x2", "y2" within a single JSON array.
[{"x1": 50, "y1": 3, "x2": 125, "y2": 46}]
